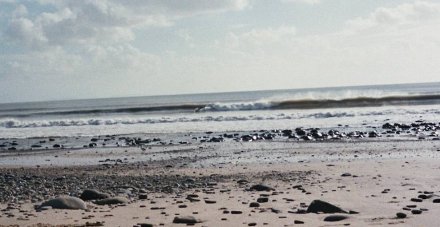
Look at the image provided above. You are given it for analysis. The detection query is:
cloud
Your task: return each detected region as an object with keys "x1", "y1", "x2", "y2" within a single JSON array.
[
  {"x1": 0, "y1": 0, "x2": 252, "y2": 101},
  {"x1": 209, "y1": 1, "x2": 440, "y2": 89},
  {"x1": 224, "y1": 26, "x2": 296, "y2": 51},
  {"x1": 2, "y1": 0, "x2": 440, "y2": 102},
  {"x1": 281, "y1": 0, "x2": 321, "y2": 5},
  {"x1": 346, "y1": 1, "x2": 440, "y2": 31},
  {"x1": 3, "y1": 0, "x2": 250, "y2": 49}
]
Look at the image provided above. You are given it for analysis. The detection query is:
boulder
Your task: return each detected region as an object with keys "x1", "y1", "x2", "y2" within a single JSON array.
[
  {"x1": 94, "y1": 197, "x2": 129, "y2": 205},
  {"x1": 172, "y1": 216, "x2": 202, "y2": 224},
  {"x1": 249, "y1": 184, "x2": 274, "y2": 191},
  {"x1": 323, "y1": 215, "x2": 349, "y2": 222},
  {"x1": 306, "y1": 200, "x2": 347, "y2": 214},
  {"x1": 80, "y1": 189, "x2": 110, "y2": 201},
  {"x1": 39, "y1": 196, "x2": 86, "y2": 210}
]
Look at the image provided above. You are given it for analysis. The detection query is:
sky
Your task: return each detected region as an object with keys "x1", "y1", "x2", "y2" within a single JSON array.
[{"x1": 1, "y1": 0, "x2": 440, "y2": 103}]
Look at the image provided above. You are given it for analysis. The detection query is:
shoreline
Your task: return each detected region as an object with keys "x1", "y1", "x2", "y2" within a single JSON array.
[{"x1": 1, "y1": 138, "x2": 440, "y2": 226}]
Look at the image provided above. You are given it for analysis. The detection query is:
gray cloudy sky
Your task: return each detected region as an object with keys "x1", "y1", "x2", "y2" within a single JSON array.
[{"x1": 1, "y1": 0, "x2": 440, "y2": 102}]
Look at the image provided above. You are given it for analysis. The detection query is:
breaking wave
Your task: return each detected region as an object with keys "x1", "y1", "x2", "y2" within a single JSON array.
[
  {"x1": 196, "y1": 94, "x2": 440, "y2": 112},
  {"x1": 2, "y1": 108, "x2": 439, "y2": 129}
]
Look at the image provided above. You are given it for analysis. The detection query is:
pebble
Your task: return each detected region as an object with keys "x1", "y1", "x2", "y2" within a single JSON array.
[{"x1": 323, "y1": 215, "x2": 349, "y2": 222}]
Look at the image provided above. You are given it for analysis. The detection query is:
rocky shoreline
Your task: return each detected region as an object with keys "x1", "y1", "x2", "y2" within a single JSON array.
[{"x1": 0, "y1": 121, "x2": 439, "y2": 226}]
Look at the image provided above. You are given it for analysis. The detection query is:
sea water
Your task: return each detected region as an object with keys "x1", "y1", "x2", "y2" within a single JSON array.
[{"x1": 1, "y1": 82, "x2": 440, "y2": 138}]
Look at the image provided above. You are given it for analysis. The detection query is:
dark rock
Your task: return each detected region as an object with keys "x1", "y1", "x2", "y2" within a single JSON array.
[
  {"x1": 433, "y1": 198, "x2": 440, "y2": 203},
  {"x1": 341, "y1": 173, "x2": 351, "y2": 177},
  {"x1": 237, "y1": 179, "x2": 249, "y2": 185},
  {"x1": 250, "y1": 184, "x2": 274, "y2": 191},
  {"x1": 80, "y1": 189, "x2": 110, "y2": 201},
  {"x1": 257, "y1": 197, "x2": 269, "y2": 203},
  {"x1": 396, "y1": 212, "x2": 407, "y2": 219},
  {"x1": 172, "y1": 216, "x2": 202, "y2": 224},
  {"x1": 411, "y1": 209, "x2": 422, "y2": 214},
  {"x1": 138, "y1": 224, "x2": 154, "y2": 227},
  {"x1": 271, "y1": 208, "x2": 282, "y2": 214},
  {"x1": 410, "y1": 198, "x2": 423, "y2": 202},
  {"x1": 138, "y1": 194, "x2": 148, "y2": 200},
  {"x1": 306, "y1": 200, "x2": 348, "y2": 214},
  {"x1": 94, "y1": 197, "x2": 129, "y2": 205},
  {"x1": 418, "y1": 194, "x2": 433, "y2": 200},
  {"x1": 249, "y1": 202, "x2": 260, "y2": 208},
  {"x1": 323, "y1": 215, "x2": 349, "y2": 222},
  {"x1": 39, "y1": 196, "x2": 86, "y2": 210},
  {"x1": 294, "y1": 220, "x2": 304, "y2": 224}
]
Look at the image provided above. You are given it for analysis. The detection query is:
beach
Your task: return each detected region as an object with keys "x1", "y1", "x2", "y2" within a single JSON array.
[
  {"x1": 1, "y1": 123, "x2": 440, "y2": 226},
  {"x1": 1, "y1": 83, "x2": 440, "y2": 226}
]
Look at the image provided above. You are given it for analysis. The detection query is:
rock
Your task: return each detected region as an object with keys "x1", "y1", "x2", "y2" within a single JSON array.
[
  {"x1": 271, "y1": 208, "x2": 282, "y2": 214},
  {"x1": 39, "y1": 196, "x2": 86, "y2": 210},
  {"x1": 418, "y1": 194, "x2": 433, "y2": 199},
  {"x1": 249, "y1": 202, "x2": 260, "y2": 208},
  {"x1": 80, "y1": 189, "x2": 110, "y2": 201},
  {"x1": 172, "y1": 216, "x2": 202, "y2": 224},
  {"x1": 306, "y1": 200, "x2": 348, "y2": 214},
  {"x1": 138, "y1": 194, "x2": 148, "y2": 200},
  {"x1": 94, "y1": 197, "x2": 129, "y2": 205},
  {"x1": 294, "y1": 220, "x2": 304, "y2": 224},
  {"x1": 231, "y1": 211, "x2": 243, "y2": 214},
  {"x1": 341, "y1": 173, "x2": 351, "y2": 177},
  {"x1": 138, "y1": 224, "x2": 153, "y2": 227},
  {"x1": 323, "y1": 215, "x2": 349, "y2": 222},
  {"x1": 410, "y1": 198, "x2": 423, "y2": 202},
  {"x1": 411, "y1": 209, "x2": 422, "y2": 215},
  {"x1": 237, "y1": 179, "x2": 249, "y2": 185},
  {"x1": 396, "y1": 212, "x2": 407, "y2": 219},
  {"x1": 257, "y1": 197, "x2": 269, "y2": 203},
  {"x1": 433, "y1": 198, "x2": 440, "y2": 203},
  {"x1": 250, "y1": 184, "x2": 274, "y2": 191}
]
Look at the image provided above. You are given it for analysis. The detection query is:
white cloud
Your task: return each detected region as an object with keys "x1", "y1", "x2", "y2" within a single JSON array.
[
  {"x1": 3, "y1": 0, "x2": 250, "y2": 49},
  {"x1": 346, "y1": 1, "x2": 440, "y2": 31},
  {"x1": 208, "y1": 1, "x2": 440, "y2": 90},
  {"x1": 1, "y1": 0, "x2": 440, "y2": 102},
  {"x1": 281, "y1": 0, "x2": 321, "y2": 5}
]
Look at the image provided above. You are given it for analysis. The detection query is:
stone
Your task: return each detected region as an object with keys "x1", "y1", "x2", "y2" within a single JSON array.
[
  {"x1": 257, "y1": 197, "x2": 269, "y2": 203},
  {"x1": 249, "y1": 202, "x2": 260, "y2": 208},
  {"x1": 410, "y1": 198, "x2": 423, "y2": 202},
  {"x1": 411, "y1": 209, "x2": 422, "y2": 215},
  {"x1": 138, "y1": 224, "x2": 153, "y2": 227},
  {"x1": 323, "y1": 215, "x2": 349, "y2": 222},
  {"x1": 94, "y1": 197, "x2": 129, "y2": 205},
  {"x1": 80, "y1": 189, "x2": 110, "y2": 201},
  {"x1": 250, "y1": 184, "x2": 274, "y2": 191},
  {"x1": 306, "y1": 200, "x2": 347, "y2": 214},
  {"x1": 172, "y1": 216, "x2": 202, "y2": 224},
  {"x1": 138, "y1": 194, "x2": 148, "y2": 200},
  {"x1": 39, "y1": 196, "x2": 86, "y2": 210},
  {"x1": 396, "y1": 212, "x2": 407, "y2": 219}
]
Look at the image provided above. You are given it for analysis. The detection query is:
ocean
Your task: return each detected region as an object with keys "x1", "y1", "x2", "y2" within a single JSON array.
[{"x1": 1, "y1": 82, "x2": 440, "y2": 139}]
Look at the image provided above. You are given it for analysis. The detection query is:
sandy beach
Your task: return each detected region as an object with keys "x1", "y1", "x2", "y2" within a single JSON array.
[{"x1": 1, "y1": 134, "x2": 440, "y2": 226}]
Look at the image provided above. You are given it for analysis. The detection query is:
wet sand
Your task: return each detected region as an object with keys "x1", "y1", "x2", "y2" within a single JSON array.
[{"x1": 1, "y1": 138, "x2": 440, "y2": 226}]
